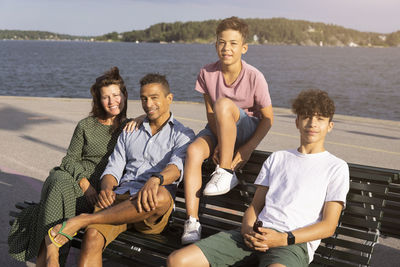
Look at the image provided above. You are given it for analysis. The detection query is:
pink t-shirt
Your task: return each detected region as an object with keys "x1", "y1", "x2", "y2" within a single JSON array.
[{"x1": 195, "y1": 60, "x2": 272, "y2": 118}]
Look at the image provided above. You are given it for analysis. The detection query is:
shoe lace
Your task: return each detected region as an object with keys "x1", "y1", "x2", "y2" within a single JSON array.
[
  {"x1": 210, "y1": 169, "x2": 224, "y2": 184},
  {"x1": 185, "y1": 219, "x2": 199, "y2": 233}
]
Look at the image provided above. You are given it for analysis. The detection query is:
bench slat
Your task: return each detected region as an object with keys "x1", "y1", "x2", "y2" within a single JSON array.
[{"x1": 322, "y1": 237, "x2": 374, "y2": 253}]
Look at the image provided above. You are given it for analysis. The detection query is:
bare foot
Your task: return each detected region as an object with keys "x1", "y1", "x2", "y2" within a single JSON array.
[
  {"x1": 44, "y1": 235, "x2": 60, "y2": 267},
  {"x1": 49, "y1": 216, "x2": 84, "y2": 247}
]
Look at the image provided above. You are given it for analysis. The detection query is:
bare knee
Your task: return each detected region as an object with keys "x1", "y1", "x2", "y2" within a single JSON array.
[
  {"x1": 186, "y1": 141, "x2": 210, "y2": 162},
  {"x1": 167, "y1": 245, "x2": 209, "y2": 267},
  {"x1": 155, "y1": 188, "x2": 171, "y2": 206},
  {"x1": 81, "y1": 228, "x2": 105, "y2": 252},
  {"x1": 214, "y1": 97, "x2": 235, "y2": 115},
  {"x1": 167, "y1": 250, "x2": 187, "y2": 267}
]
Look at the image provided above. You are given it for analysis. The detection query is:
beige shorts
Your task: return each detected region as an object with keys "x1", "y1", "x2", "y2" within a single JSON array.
[{"x1": 86, "y1": 192, "x2": 174, "y2": 248}]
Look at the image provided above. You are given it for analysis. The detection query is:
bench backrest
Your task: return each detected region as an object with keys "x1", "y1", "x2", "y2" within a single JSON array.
[{"x1": 172, "y1": 150, "x2": 393, "y2": 267}]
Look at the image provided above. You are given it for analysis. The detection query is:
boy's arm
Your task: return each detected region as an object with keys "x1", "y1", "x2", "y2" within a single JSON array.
[
  {"x1": 241, "y1": 185, "x2": 268, "y2": 237},
  {"x1": 247, "y1": 201, "x2": 343, "y2": 251},
  {"x1": 203, "y1": 94, "x2": 218, "y2": 136},
  {"x1": 232, "y1": 105, "x2": 273, "y2": 170}
]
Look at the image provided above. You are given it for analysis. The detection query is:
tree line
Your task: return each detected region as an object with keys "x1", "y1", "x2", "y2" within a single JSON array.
[
  {"x1": 98, "y1": 18, "x2": 399, "y2": 47},
  {"x1": 2, "y1": 18, "x2": 399, "y2": 47},
  {"x1": 0, "y1": 30, "x2": 90, "y2": 41}
]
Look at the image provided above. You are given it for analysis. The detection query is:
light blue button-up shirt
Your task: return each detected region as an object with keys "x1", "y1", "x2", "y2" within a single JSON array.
[{"x1": 101, "y1": 114, "x2": 195, "y2": 197}]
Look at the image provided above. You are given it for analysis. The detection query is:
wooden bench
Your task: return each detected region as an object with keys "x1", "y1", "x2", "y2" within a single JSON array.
[{"x1": 10, "y1": 150, "x2": 399, "y2": 267}]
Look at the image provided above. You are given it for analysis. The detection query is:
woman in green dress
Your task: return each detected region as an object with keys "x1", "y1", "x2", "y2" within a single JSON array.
[{"x1": 8, "y1": 66, "x2": 128, "y2": 267}]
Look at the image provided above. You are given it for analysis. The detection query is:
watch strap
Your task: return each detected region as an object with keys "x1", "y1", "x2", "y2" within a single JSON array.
[
  {"x1": 152, "y1": 173, "x2": 164, "y2": 185},
  {"x1": 286, "y1": 231, "x2": 295, "y2": 245}
]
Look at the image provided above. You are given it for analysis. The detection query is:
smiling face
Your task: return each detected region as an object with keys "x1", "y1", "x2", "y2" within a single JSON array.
[
  {"x1": 100, "y1": 84, "x2": 124, "y2": 120},
  {"x1": 296, "y1": 114, "x2": 334, "y2": 147},
  {"x1": 215, "y1": 29, "x2": 248, "y2": 67},
  {"x1": 140, "y1": 83, "x2": 172, "y2": 124}
]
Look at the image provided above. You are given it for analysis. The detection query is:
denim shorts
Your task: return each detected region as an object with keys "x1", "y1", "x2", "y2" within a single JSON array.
[{"x1": 196, "y1": 108, "x2": 259, "y2": 148}]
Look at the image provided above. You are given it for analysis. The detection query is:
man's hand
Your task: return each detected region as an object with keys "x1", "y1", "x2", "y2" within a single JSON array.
[
  {"x1": 231, "y1": 145, "x2": 253, "y2": 170},
  {"x1": 124, "y1": 114, "x2": 146, "y2": 132},
  {"x1": 96, "y1": 188, "x2": 116, "y2": 209},
  {"x1": 137, "y1": 177, "x2": 160, "y2": 213},
  {"x1": 243, "y1": 228, "x2": 286, "y2": 252}
]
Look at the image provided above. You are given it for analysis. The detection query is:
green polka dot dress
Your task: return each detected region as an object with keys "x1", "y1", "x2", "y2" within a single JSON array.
[{"x1": 8, "y1": 116, "x2": 123, "y2": 263}]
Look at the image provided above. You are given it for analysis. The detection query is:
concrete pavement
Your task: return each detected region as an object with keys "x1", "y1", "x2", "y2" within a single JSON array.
[{"x1": 1, "y1": 96, "x2": 399, "y2": 266}]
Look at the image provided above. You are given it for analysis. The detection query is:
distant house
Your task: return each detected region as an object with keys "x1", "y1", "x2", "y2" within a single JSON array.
[
  {"x1": 307, "y1": 26, "x2": 316, "y2": 33},
  {"x1": 348, "y1": 42, "x2": 358, "y2": 47},
  {"x1": 253, "y1": 34, "x2": 258, "y2": 42}
]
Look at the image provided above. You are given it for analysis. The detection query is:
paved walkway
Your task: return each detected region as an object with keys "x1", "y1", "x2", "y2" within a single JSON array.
[{"x1": 1, "y1": 96, "x2": 399, "y2": 266}]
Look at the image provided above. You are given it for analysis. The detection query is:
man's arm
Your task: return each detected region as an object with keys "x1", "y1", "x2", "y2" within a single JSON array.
[
  {"x1": 137, "y1": 125, "x2": 194, "y2": 212},
  {"x1": 137, "y1": 164, "x2": 181, "y2": 212},
  {"x1": 231, "y1": 105, "x2": 273, "y2": 170},
  {"x1": 96, "y1": 174, "x2": 119, "y2": 209},
  {"x1": 96, "y1": 132, "x2": 128, "y2": 209},
  {"x1": 247, "y1": 201, "x2": 343, "y2": 251},
  {"x1": 101, "y1": 131, "x2": 128, "y2": 184}
]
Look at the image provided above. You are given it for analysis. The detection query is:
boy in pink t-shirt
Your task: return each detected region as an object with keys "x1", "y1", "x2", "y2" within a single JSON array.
[{"x1": 182, "y1": 17, "x2": 274, "y2": 245}]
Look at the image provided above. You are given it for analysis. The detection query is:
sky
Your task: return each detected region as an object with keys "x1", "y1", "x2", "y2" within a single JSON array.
[{"x1": 1, "y1": 0, "x2": 399, "y2": 36}]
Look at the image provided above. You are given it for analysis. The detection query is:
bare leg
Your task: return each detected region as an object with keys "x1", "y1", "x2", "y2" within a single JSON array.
[
  {"x1": 213, "y1": 98, "x2": 240, "y2": 169},
  {"x1": 49, "y1": 187, "x2": 172, "y2": 247},
  {"x1": 78, "y1": 228, "x2": 104, "y2": 267},
  {"x1": 36, "y1": 239, "x2": 46, "y2": 267},
  {"x1": 183, "y1": 136, "x2": 213, "y2": 219},
  {"x1": 167, "y1": 244, "x2": 210, "y2": 267},
  {"x1": 39, "y1": 235, "x2": 60, "y2": 267}
]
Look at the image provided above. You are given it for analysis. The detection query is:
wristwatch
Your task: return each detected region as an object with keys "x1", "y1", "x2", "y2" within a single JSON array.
[
  {"x1": 286, "y1": 231, "x2": 295, "y2": 245},
  {"x1": 152, "y1": 173, "x2": 164, "y2": 185}
]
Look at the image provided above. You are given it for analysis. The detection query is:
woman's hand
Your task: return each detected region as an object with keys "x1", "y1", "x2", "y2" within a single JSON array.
[
  {"x1": 124, "y1": 114, "x2": 146, "y2": 132},
  {"x1": 79, "y1": 178, "x2": 98, "y2": 206}
]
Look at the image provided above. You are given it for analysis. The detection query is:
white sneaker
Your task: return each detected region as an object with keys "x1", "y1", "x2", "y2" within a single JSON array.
[
  {"x1": 203, "y1": 165, "x2": 239, "y2": 196},
  {"x1": 181, "y1": 216, "x2": 202, "y2": 245}
]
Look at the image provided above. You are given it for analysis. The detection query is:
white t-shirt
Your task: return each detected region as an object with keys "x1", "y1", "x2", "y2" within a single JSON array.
[{"x1": 254, "y1": 149, "x2": 349, "y2": 262}]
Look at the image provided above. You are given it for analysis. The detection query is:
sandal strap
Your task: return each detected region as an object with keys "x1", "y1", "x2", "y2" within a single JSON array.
[{"x1": 57, "y1": 221, "x2": 75, "y2": 240}]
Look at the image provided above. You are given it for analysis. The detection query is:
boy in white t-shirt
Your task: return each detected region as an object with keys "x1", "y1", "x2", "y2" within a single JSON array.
[{"x1": 168, "y1": 89, "x2": 350, "y2": 267}]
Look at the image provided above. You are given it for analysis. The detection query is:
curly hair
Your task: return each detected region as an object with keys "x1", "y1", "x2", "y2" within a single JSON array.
[
  {"x1": 140, "y1": 73, "x2": 170, "y2": 96},
  {"x1": 90, "y1": 66, "x2": 128, "y2": 129},
  {"x1": 291, "y1": 89, "x2": 335, "y2": 121},
  {"x1": 216, "y1": 16, "x2": 249, "y2": 42}
]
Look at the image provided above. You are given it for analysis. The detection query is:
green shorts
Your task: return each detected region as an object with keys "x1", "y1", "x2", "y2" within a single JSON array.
[{"x1": 195, "y1": 229, "x2": 309, "y2": 267}]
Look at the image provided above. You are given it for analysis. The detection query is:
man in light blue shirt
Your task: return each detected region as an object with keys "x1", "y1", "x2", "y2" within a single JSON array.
[{"x1": 46, "y1": 73, "x2": 194, "y2": 266}]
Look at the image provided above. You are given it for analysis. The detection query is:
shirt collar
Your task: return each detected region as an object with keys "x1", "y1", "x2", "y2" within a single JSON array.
[{"x1": 142, "y1": 112, "x2": 175, "y2": 134}]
